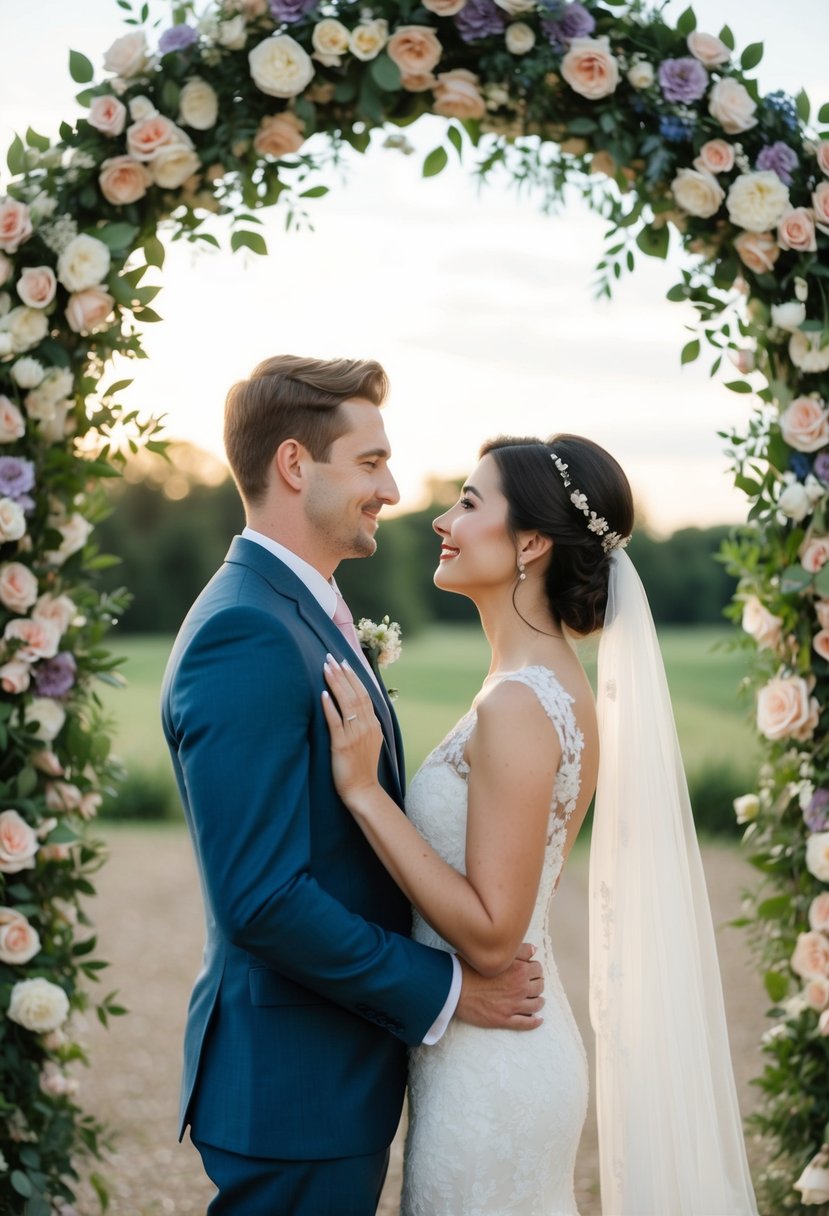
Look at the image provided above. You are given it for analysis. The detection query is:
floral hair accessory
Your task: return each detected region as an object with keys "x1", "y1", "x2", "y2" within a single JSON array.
[{"x1": 549, "y1": 453, "x2": 630, "y2": 554}]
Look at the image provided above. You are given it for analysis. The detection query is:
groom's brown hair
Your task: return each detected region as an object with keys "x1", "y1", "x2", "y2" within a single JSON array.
[{"x1": 224, "y1": 354, "x2": 389, "y2": 506}]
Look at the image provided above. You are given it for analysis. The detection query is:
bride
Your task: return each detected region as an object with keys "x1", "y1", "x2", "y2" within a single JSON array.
[{"x1": 322, "y1": 433, "x2": 758, "y2": 1216}]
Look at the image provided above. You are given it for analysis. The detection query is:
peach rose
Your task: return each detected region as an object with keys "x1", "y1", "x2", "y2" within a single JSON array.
[
  {"x1": 103, "y1": 30, "x2": 150, "y2": 78},
  {"x1": 814, "y1": 631, "x2": 829, "y2": 662},
  {"x1": 0, "y1": 660, "x2": 30, "y2": 694},
  {"x1": 0, "y1": 396, "x2": 26, "y2": 443},
  {"x1": 422, "y1": 0, "x2": 467, "y2": 12},
  {"x1": 815, "y1": 140, "x2": 829, "y2": 178},
  {"x1": 805, "y1": 976, "x2": 829, "y2": 1011},
  {"x1": 561, "y1": 37, "x2": 619, "y2": 101},
  {"x1": 5, "y1": 617, "x2": 60, "y2": 662},
  {"x1": 792, "y1": 930, "x2": 829, "y2": 979},
  {"x1": 0, "y1": 563, "x2": 38, "y2": 613},
  {"x1": 801, "y1": 535, "x2": 829, "y2": 574},
  {"x1": 16, "y1": 267, "x2": 57, "y2": 310},
  {"x1": 0, "y1": 908, "x2": 40, "y2": 965},
  {"x1": 433, "y1": 69, "x2": 486, "y2": 120},
  {"x1": 387, "y1": 26, "x2": 442, "y2": 76},
  {"x1": 99, "y1": 155, "x2": 152, "y2": 206},
  {"x1": 708, "y1": 77, "x2": 757, "y2": 134},
  {"x1": 65, "y1": 287, "x2": 116, "y2": 336},
  {"x1": 687, "y1": 30, "x2": 730, "y2": 68},
  {"x1": 401, "y1": 72, "x2": 437, "y2": 92},
  {"x1": 814, "y1": 183, "x2": 829, "y2": 234},
  {"x1": 671, "y1": 167, "x2": 724, "y2": 218},
  {"x1": 253, "y1": 112, "x2": 306, "y2": 158},
  {"x1": 88, "y1": 95, "x2": 127, "y2": 136},
  {"x1": 741, "y1": 595, "x2": 783, "y2": 650},
  {"x1": 778, "y1": 207, "x2": 817, "y2": 253},
  {"x1": 0, "y1": 809, "x2": 38, "y2": 873},
  {"x1": 33, "y1": 593, "x2": 76, "y2": 635},
  {"x1": 810, "y1": 892, "x2": 829, "y2": 933},
  {"x1": 0, "y1": 198, "x2": 33, "y2": 254},
  {"x1": 781, "y1": 396, "x2": 829, "y2": 452},
  {"x1": 756, "y1": 673, "x2": 819, "y2": 741},
  {"x1": 126, "y1": 114, "x2": 182, "y2": 162},
  {"x1": 694, "y1": 139, "x2": 734, "y2": 177}
]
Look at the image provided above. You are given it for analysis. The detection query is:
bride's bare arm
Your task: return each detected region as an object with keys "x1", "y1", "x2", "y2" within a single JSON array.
[{"x1": 322, "y1": 656, "x2": 560, "y2": 977}]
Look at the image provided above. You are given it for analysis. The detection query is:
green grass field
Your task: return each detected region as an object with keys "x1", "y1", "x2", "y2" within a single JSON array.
[{"x1": 95, "y1": 625, "x2": 759, "y2": 788}]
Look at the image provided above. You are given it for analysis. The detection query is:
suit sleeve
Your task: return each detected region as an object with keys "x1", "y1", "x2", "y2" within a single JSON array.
[{"x1": 165, "y1": 603, "x2": 453, "y2": 1046}]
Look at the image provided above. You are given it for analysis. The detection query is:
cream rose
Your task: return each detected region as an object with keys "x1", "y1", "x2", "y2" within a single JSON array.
[
  {"x1": 493, "y1": 0, "x2": 535, "y2": 13},
  {"x1": 0, "y1": 396, "x2": 25, "y2": 443},
  {"x1": 422, "y1": 0, "x2": 467, "y2": 13},
  {"x1": 253, "y1": 112, "x2": 306, "y2": 158},
  {"x1": 311, "y1": 18, "x2": 350, "y2": 65},
  {"x1": 349, "y1": 20, "x2": 389, "y2": 62},
  {"x1": 778, "y1": 481, "x2": 812, "y2": 522},
  {"x1": 16, "y1": 267, "x2": 57, "y2": 310},
  {"x1": 11, "y1": 358, "x2": 45, "y2": 389},
  {"x1": 24, "y1": 698, "x2": 66, "y2": 743},
  {"x1": 0, "y1": 660, "x2": 30, "y2": 694},
  {"x1": 0, "y1": 563, "x2": 38, "y2": 614},
  {"x1": 626, "y1": 59, "x2": 654, "y2": 90},
  {"x1": 792, "y1": 930, "x2": 829, "y2": 979},
  {"x1": 249, "y1": 34, "x2": 315, "y2": 95},
  {"x1": 694, "y1": 139, "x2": 734, "y2": 176},
  {"x1": 4, "y1": 617, "x2": 60, "y2": 662},
  {"x1": 103, "y1": 30, "x2": 150, "y2": 78},
  {"x1": 756, "y1": 673, "x2": 819, "y2": 742},
  {"x1": 126, "y1": 114, "x2": 183, "y2": 162},
  {"x1": 218, "y1": 15, "x2": 248, "y2": 50},
  {"x1": 795, "y1": 1150, "x2": 829, "y2": 1204},
  {"x1": 88, "y1": 95, "x2": 127, "y2": 137},
  {"x1": 150, "y1": 143, "x2": 202, "y2": 189},
  {"x1": 179, "y1": 78, "x2": 219, "y2": 130},
  {"x1": 99, "y1": 155, "x2": 152, "y2": 206},
  {"x1": 0, "y1": 306, "x2": 49, "y2": 353},
  {"x1": 46, "y1": 513, "x2": 93, "y2": 566},
  {"x1": 561, "y1": 37, "x2": 619, "y2": 101},
  {"x1": 808, "y1": 832, "x2": 829, "y2": 882},
  {"x1": 433, "y1": 69, "x2": 486, "y2": 120},
  {"x1": 708, "y1": 77, "x2": 757, "y2": 134},
  {"x1": 741, "y1": 595, "x2": 783, "y2": 650},
  {"x1": 57, "y1": 234, "x2": 111, "y2": 292},
  {"x1": 0, "y1": 198, "x2": 33, "y2": 254},
  {"x1": 65, "y1": 287, "x2": 116, "y2": 336},
  {"x1": 0, "y1": 809, "x2": 39, "y2": 874},
  {"x1": 814, "y1": 183, "x2": 829, "y2": 234},
  {"x1": 802, "y1": 535, "x2": 829, "y2": 574},
  {"x1": 671, "y1": 167, "x2": 724, "y2": 219},
  {"x1": 8, "y1": 977, "x2": 69, "y2": 1032},
  {"x1": 687, "y1": 31, "x2": 730, "y2": 68},
  {"x1": 771, "y1": 301, "x2": 806, "y2": 332},
  {"x1": 778, "y1": 207, "x2": 817, "y2": 253},
  {"x1": 790, "y1": 331, "x2": 829, "y2": 375},
  {"x1": 387, "y1": 26, "x2": 443, "y2": 75},
  {"x1": 0, "y1": 498, "x2": 26, "y2": 542},
  {"x1": 814, "y1": 631, "x2": 829, "y2": 662},
  {"x1": 781, "y1": 396, "x2": 829, "y2": 452},
  {"x1": 128, "y1": 94, "x2": 157, "y2": 122},
  {"x1": 0, "y1": 909, "x2": 40, "y2": 965},
  {"x1": 733, "y1": 793, "x2": 759, "y2": 824},
  {"x1": 726, "y1": 172, "x2": 789, "y2": 233},
  {"x1": 505, "y1": 22, "x2": 535, "y2": 54}
]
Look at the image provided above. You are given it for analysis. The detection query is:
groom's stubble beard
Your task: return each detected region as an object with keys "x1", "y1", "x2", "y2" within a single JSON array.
[{"x1": 303, "y1": 480, "x2": 380, "y2": 562}]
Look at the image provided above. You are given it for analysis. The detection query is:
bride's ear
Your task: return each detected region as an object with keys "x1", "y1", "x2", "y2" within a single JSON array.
[{"x1": 518, "y1": 532, "x2": 553, "y2": 570}]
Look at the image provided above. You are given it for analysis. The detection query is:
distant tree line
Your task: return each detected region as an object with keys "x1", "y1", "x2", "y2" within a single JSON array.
[{"x1": 95, "y1": 447, "x2": 738, "y2": 634}]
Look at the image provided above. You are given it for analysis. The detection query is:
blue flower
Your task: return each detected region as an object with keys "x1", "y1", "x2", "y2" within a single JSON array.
[
  {"x1": 764, "y1": 91, "x2": 800, "y2": 133},
  {"x1": 658, "y1": 114, "x2": 695, "y2": 143},
  {"x1": 790, "y1": 453, "x2": 812, "y2": 481}
]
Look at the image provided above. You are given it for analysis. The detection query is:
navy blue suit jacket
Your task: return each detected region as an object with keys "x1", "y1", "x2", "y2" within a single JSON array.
[{"x1": 161, "y1": 537, "x2": 453, "y2": 1159}]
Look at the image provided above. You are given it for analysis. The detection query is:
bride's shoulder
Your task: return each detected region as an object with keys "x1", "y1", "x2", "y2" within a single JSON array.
[{"x1": 475, "y1": 667, "x2": 569, "y2": 724}]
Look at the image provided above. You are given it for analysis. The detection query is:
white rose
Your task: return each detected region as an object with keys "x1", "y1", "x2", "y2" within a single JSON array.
[
  {"x1": 103, "y1": 31, "x2": 151, "y2": 78},
  {"x1": 0, "y1": 498, "x2": 26, "y2": 542},
  {"x1": 627, "y1": 59, "x2": 654, "y2": 89},
  {"x1": 494, "y1": 0, "x2": 536, "y2": 13},
  {"x1": 151, "y1": 144, "x2": 202, "y2": 189},
  {"x1": 8, "y1": 977, "x2": 69, "y2": 1033},
  {"x1": 733, "y1": 794, "x2": 759, "y2": 824},
  {"x1": 505, "y1": 22, "x2": 535, "y2": 54},
  {"x1": 771, "y1": 301, "x2": 806, "y2": 333},
  {"x1": 249, "y1": 34, "x2": 315, "y2": 97},
  {"x1": 0, "y1": 306, "x2": 49, "y2": 353},
  {"x1": 57, "y1": 234, "x2": 111, "y2": 292},
  {"x1": 708, "y1": 77, "x2": 757, "y2": 134},
  {"x1": 10, "y1": 358, "x2": 45, "y2": 389},
  {"x1": 778, "y1": 481, "x2": 811, "y2": 521},
  {"x1": 349, "y1": 20, "x2": 389, "y2": 62},
  {"x1": 23, "y1": 698, "x2": 66, "y2": 742},
  {"x1": 790, "y1": 331, "x2": 829, "y2": 374},
  {"x1": 218, "y1": 15, "x2": 248, "y2": 50},
  {"x1": 741, "y1": 595, "x2": 783, "y2": 649},
  {"x1": 807, "y1": 832, "x2": 829, "y2": 883},
  {"x1": 671, "y1": 167, "x2": 725, "y2": 219},
  {"x1": 795, "y1": 1151, "x2": 829, "y2": 1205},
  {"x1": 726, "y1": 171, "x2": 790, "y2": 233},
  {"x1": 312, "y1": 18, "x2": 350, "y2": 62},
  {"x1": 46, "y1": 513, "x2": 93, "y2": 566},
  {"x1": 128, "y1": 95, "x2": 158, "y2": 123},
  {"x1": 179, "y1": 78, "x2": 219, "y2": 130},
  {"x1": 0, "y1": 563, "x2": 38, "y2": 613}
]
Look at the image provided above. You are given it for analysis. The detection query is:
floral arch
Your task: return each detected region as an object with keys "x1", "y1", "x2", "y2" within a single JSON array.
[{"x1": 0, "y1": 0, "x2": 828, "y2": 1209}]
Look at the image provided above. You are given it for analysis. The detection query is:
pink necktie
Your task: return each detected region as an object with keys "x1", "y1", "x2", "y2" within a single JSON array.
[{"x1": 332, "y1": 590, "x2": 382, "y2": 693}]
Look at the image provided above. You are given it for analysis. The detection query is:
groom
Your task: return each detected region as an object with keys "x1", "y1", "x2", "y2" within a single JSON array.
[{"x1": 161, "y1": 355, "x2": 545, "y2": 1215}]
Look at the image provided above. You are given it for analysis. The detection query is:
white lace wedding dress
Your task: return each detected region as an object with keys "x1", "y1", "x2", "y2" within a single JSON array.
[{"x1": 402, "y1": 666, "x2": 589, "y2": 1216}]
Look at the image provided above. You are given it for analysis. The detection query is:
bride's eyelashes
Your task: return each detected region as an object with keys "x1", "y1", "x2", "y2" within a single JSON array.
[{"x1": 459, "y1": 497, "x2": 475, "y2": 511}]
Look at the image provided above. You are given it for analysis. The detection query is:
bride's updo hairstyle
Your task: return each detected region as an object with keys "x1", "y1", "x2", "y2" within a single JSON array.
[{"x1": 480, "y1": 434, "x2": 634, "y2": 636}]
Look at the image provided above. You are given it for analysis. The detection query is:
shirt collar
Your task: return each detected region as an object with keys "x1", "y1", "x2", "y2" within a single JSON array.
[{"x1": 241, "y1": 526, "x2": 338, "y2": 618}]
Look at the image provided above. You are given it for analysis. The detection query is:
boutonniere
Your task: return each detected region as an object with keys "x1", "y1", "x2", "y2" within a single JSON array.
[{"x1": 356, "y1": 616, "x2": 401, "y2": 699}]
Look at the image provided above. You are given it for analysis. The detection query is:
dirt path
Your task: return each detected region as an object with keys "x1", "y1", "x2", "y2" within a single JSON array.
[{"x1": 71, "y1": 828, "x2": 766, "y2": 1215}]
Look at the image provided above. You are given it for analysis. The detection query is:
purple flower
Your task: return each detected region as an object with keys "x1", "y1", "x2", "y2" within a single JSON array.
[
  {"x1": 33, "y1": 652, "x2": 77, "y2": 699},
  {"x1": 815, "y1": 451, "x2": 829, "y2": 485},
  {"x1": 454, "y1": 0, "x2": 506, "y2": 43},
  {"x1": 757, "y1": 141, "x2": 799, "y2": 187},
  {"x1": 804, "y1": 789, "x2": 829, "y2": 833},
  {"x1": 0, "y1": 457, "x2": 34, "y2": 503},
  {"x1": 542, "y1": 0, "x2": 594, "y2": 48},
  {"x1": 159, "y1": 24, "x2": 198, "y2": 55},
  {"x1": 269, "y1": 0, "x2": 316, "y2": 23},
  {"x1": 658, "y1": 57, "x2": 708, "y2": 104}
]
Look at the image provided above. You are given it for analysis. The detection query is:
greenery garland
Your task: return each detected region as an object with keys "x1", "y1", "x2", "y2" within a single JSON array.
[{"x1": 0, "y1": 0, "x2": 828, "y2": 1209}]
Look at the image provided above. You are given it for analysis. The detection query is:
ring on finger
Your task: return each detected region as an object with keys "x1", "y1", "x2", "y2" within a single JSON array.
[{"x1": 346, "y1": 714, "x2": 358, "y2": 722}]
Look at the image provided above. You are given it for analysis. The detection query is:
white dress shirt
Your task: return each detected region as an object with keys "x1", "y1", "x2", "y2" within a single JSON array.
[{"x1": 241, "y1": 527, "x2": 461, "y2": 1043}]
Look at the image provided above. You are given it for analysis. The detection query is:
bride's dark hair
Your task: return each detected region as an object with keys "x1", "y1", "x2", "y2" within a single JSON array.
[{"x1": 480, "y1": 434, "x2": 635, "y2": 636}]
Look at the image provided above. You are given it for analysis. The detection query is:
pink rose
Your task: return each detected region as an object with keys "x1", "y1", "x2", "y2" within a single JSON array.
[
  {"x1": 561, "y1": 36, "x2": 619, "y2": 101},
  {"x1": 815, "y1": 631, "x2": 829, "y2": 663},
  {"x1": 694, "y1": 139, "x2": 735, "y2": 176},
  {"x1": 0, "y1": 563, "x2": 38, "y2": 613},
  {"x1": 88, "y1": 95, "x2": 127, "y2": 137},
  {"x1": 733, "y1": 230, "x2": 780, "y2": 274},
  {"x1": 99, "y1": 155, "x2": 152, "y2": 206},
  {"x1": 805, "y1": 976, "x2": 829, "y2": 1011},
  {"x1": 708, "y1": 77, "x2": 757, "y2": 135},
  {"x1": 0, "y1": 908, "x2": 40, "y2": 964},
  {"x1": 791, "y1": 930, "x2": 829, "y2": 980},
  {"x1": 65, "y1": 287, "x2": 116, "y2": 336},
  {"x1": 126, "y1": 114, "x2": 181, "y2": 162},
  {"x1": 33, "y1": 593, "x2": 76, "y2": 635},
  {"x1": 45, "y1": 782, "x2": 82, "y2": 813},
  {"x1": 0, "y1": 198, "x2": 33, "y2": 254},
  {"x1": 0, "y1": 809, "x2": 38, "y2": 873},
  {"x1": 781, "y1": 396, "x2": 829, "y2": 452},
  {"x1": 252, "y1": 112, "x2": 306, "y2": 158},
  {"x1": 432, "y1": 69, "x2": 486, "y2": 120},
  {"x1": 4, "y1": 617, "x2": 60, "y2": 662},
  {"x1": 816, "y1": 600, "x2": 829, "y2": 631},
  {"x1": 0, "y1": 660, "x2": 30, "y2": 694},
  {"x1": 816, "y1": 141, "x2": 829, "y2": 178},
  {"x1": 801, "y1": 535, "x2": 829, "y2": 574},
  {"x1": 778, "y1": 207, "x2": 817, "y2": 253},
  {"x1": 422, "y1": 0, "x2": 467, "y2": 12},
  {"x1": 756, "y1": 673, "x2": 819, "y2": 741},
  {"x1": 741, "y1": 595, "x2": 782, "y2": 650},
  {"x1": 16, "y1": 267, "x2": 57, "y2": 310},
  {"x1": 813, "y1": 183, "x2": 829, "y2": 234},
  {"x1": 687, "y1": 31, "x2": 730, "y2": 68},
  {"x1": 810, "y1": 893, "x2": 829, "y2": 933},
  {"x1": 387, "y1": 26, "x2": 443, "y2": 76},
  {"x1": 0, "y1": 396, "x2": 26, "y2": 443}
]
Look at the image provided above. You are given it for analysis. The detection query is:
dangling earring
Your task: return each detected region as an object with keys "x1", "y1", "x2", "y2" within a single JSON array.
[{"x1": 517, "y1": 559, "x2": 526, "y2": 582}]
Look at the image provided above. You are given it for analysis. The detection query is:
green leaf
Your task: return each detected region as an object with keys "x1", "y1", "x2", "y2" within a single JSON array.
[
  {"x1": 780, "y1": 564, "x2": 813, "y2": 594},
  {"x1": 135, "y1": 306, "x2": 163, "y2": 322},
  {"x1": 369, "y1": 53, "x2": 401, "y2": 92},
  {"x1": 718, "y1": 24, "x2": 734, "y2": 50},
  {"x1": 757, "y1": 895, "x2": 791, "y2": 920},
  {"x1": 447, "y1": 125, "x2": 463, "y2": 161},
  {"x1": 819, "y1": 102, "x2": 829, "y2": 125},
  {"x1": 298, "y1": 186, "x2": 329, "y2": 199},
  {"x1": 423, "y1": 146, "x2": 448, "y2": 178},
  {"x1": 103, "y1": 379, "x2": 134, "y2": 396},
  {"x1": 15, "y1": 767, "x2": 36, "y2": 797},
  {"x1": 6, "y1": 133, "x2": 25, "y2": 177},
  {"x1": 160, "y1": 78, "x2": 181, "y2": 115},
  {"x1": 764, "y1": 970, "x2": 788, "y2": 1003},
  {"x1": 69, "y1": 49, "x2": 95, "y2": 84},
  {"x1": 814, "y1": 564, "x2": 829, "y2": 597},
  {"x1": 143, "y1": 235, "x2": 165, "y2": 268},
  {"x1": 734, "y1": 473, "x2": 761, "y2": 497},
  {"x1": 11, "y1": 1171, "x2": 33, "y2": 1199},
  {"x1": 723, "y1": 380, "x2": 753, "y2": 393},
  {"x1": 97, "y1": 222, "x2": 140, "y2": 251},
  {"x1": 230, "y1": 230, "x2": 268, "y2": 256},
  {"x1": 680, "y1": 339, "x2": 700, "y2": 365},
  {"x1": 740, "y1": 42, "x2": 763, "y2": 71},
  {"x1": 676, "y1": 6, "x2": 697, "y2": 36},
  {"x1": 796, "y1": 89, "x2": 811, "y2": 125},
  {"x1": 635, "y1": 224, "x2": 669, "y2": 259},
  {"x1": 25, "y1": 127, "x2": 50, "y2": 152},
  {"x1": 567, "y1": 117, "x2": 597, "y2": 135}
]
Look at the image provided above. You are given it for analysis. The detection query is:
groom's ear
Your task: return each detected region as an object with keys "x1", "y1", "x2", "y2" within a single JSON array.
[{"x1": 274, "y1": 438, "x2": 311, "y2": 492}]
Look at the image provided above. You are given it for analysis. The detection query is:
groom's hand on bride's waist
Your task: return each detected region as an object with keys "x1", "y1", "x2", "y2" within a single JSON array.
[{"x1": 454, "y1": 944, "x2": 545, "y2": 1031}]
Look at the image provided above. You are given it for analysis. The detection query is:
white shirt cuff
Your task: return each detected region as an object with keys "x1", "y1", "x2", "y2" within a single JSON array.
[{"x1": 421, "y1": 954, "x2": 462, "y2": 1045}]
